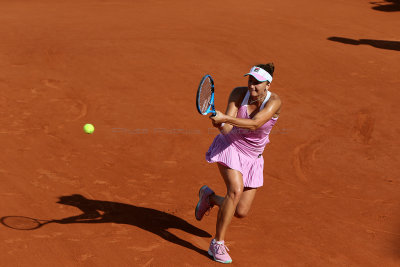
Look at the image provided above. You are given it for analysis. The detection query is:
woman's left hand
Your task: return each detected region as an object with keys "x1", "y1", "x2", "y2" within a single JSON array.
[{"x1": 209, "y1": 110, "x2": 227, "y2": 124}]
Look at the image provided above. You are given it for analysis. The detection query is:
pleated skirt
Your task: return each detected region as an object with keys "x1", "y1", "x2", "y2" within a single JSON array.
[{"x1": 206, "y1": 134, "x2": 264, "y2": 188}]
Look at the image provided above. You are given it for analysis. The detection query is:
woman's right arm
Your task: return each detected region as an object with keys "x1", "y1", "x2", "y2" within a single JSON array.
[{"x1": 214, "y1": 87, "x2": 246, "y2": 135}]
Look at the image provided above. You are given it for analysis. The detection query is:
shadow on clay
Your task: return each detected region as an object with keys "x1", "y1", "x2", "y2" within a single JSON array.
[
  {"x1": 370, "y1": 0, "x2": 400, "y2": 12},
  {"x1": 1, "y1": 194, "x2": 211, "y2": 257},
  {"x1": 328, "y1": 36, "x2": 400, "y2": 51}
]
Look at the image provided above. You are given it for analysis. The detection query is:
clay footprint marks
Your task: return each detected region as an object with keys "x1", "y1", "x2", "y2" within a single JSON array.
[
  {"x1": 32, "y1": 169, "x2": 80, "y2": 189},
  {"x1": 293, "y1": 138, "x2": 323, "y2": 182},
  {"x1": 352, "y1": 109, "x2": 375, "y2": 145},
  {"x1": 42, "y1": 79, "x2": 62, "y2": 90},
  {"x1": 292, "y1": 108, "x2": 376, "y2": 182},
  {"x1": 42, "y1": 79, "x2": 88, "y2": 122}
]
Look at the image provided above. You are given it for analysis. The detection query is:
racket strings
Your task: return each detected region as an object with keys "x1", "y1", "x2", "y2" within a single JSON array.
[{"x1": 199, "y1": 78, "x2": 213, "y2": 113}]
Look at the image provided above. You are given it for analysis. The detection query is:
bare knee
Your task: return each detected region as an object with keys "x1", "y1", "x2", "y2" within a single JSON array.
[
  {"x1": 226, "y1": 187, "x2": 243, "y2": 203},
  {"x1": 234, "y1": 206, "x2": 249, "y2": 218}
]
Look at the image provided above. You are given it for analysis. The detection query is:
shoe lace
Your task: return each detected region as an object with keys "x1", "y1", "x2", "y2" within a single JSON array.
[{"x1": 214, "y1": 242, "x2": 229, "y2": 255}]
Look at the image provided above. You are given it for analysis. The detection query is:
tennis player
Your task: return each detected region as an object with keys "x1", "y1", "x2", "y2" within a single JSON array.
[{"x1": 195, "y1": 63, "x2": 281, "y2": 263}]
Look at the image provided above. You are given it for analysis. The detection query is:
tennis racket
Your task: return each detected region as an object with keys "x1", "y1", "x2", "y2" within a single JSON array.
[
  {"x1": 1, "y1": 216, "x2": 56, "y2": 230},
  {"x1": 196, "y1": 74, "x2": 216, "y2": 116}
]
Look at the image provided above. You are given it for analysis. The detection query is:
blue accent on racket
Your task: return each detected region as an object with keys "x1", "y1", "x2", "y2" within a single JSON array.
[{"x1": 196, "y1": 74, "x2": 216, "y2": 116}]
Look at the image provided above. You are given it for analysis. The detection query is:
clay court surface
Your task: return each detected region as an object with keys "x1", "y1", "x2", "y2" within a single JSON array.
[{"x1": 1, "y1": 0, "x2": 399, "y2": 266}]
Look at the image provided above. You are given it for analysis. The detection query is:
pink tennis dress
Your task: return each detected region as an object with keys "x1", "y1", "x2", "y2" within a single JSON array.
[{"x1": 206, "y1": 90, "x2": 278, "y2": 188}]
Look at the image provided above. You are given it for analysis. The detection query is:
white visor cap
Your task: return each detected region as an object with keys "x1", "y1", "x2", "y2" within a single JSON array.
[{"x1": 244, "y1": 66, "x2": 273, "y2": 83}]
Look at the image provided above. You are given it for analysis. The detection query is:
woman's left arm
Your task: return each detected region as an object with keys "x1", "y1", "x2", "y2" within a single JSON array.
[{"x1": 211, "y1": 95, "x2": 281, "y2": 131}]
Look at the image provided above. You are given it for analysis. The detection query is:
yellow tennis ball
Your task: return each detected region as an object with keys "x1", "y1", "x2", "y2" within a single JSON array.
[{"x1": 83, "y1": 123, "x2": 95, "y2": 134}]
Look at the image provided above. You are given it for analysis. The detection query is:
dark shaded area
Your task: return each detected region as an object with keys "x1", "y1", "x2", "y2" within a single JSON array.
[
  {"x1": 2, "y1": 194, "x2": 211, "y2": 257},
  {"x1": 0, "y1": 216, "x2": 51, "y2": 230},
  {"x1": 371, "y1": 0, "x2": 400, "y2": 12},
  {"x1": 328, "y1": 37, "x2": 400, "y2": 51}
]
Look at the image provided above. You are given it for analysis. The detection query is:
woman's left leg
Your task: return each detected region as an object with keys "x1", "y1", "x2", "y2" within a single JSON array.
[{"x1": 234, "y1": 187, "x2": 257, "y2": 218}]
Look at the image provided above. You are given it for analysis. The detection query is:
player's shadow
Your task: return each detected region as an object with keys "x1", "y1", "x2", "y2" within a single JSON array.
[
  {"x1": 370, "y1": 0, "x2": 400, "y2": 12},
  {"x1": 328, "y1": 37, "x2": 400, "y2": 51},
  {"x1": 54, "y1": 194, "x2": 211, "y2": 257}
]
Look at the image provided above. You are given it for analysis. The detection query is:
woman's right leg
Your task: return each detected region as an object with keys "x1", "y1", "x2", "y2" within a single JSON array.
[
  {"x1": 211, "y1": 187, "x2": 257, "y2": 218},
  {"x1": 211, "y1": 163, "x2": 244, "y2": 241}
]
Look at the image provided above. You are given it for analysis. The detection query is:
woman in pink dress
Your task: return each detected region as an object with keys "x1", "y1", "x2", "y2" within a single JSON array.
[{"x1": 195, "y1": 63, "x2": 282, "y2": 264}]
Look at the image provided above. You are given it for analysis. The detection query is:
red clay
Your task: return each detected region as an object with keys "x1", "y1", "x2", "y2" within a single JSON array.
[{"x1": 1, "y1": 0, "x2": 399, "y2": 266}]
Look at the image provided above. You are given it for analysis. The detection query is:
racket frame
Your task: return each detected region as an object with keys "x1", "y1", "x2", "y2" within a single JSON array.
[
  {"x1": 196, "y1": 74, "x2": 216, "y2": 116},
  {"x1": 1, "y1": 216, "x2": 51, "y2": 230}
]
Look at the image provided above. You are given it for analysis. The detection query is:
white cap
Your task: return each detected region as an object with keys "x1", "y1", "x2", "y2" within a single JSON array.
[{"x1": 244, "y1": 66, "x2": 273, "y2": 83}]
